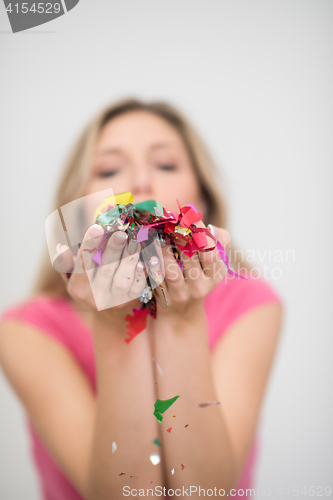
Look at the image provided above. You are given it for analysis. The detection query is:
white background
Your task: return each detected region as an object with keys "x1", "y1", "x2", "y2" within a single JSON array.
[{"x1": 0, "y1": 1, "x2": 332, "y2": 498}]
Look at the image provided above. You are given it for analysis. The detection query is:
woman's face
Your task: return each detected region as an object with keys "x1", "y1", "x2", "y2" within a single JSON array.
[{"x1": 87, "y1": 110, "x2": 206, "y2": 215}]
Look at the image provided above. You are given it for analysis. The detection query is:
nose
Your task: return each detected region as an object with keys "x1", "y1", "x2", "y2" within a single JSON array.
[{"x1": 130, "y1": 164, "x2": 153, "y2": 200}]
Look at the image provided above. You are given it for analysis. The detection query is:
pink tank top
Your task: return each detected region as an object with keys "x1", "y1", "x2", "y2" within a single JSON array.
[{"x1": 1, "y1": 276, "x2": 282, "y2": 500}]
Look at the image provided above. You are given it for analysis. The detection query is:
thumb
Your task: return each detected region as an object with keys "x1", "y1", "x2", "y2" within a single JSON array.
[{"x1": 52, "y1": 244, "x2": 75, "y2": 273}]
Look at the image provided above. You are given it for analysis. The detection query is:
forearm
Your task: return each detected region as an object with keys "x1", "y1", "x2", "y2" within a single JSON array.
[
  {"x1": 87, "y1": 314, "x2": 164, "y2": 499},
  {"x1": 149, "y1": 304, "x2": 238, "y2": 493}
]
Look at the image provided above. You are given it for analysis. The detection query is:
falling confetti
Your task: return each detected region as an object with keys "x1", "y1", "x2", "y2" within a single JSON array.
[
  {"x1": 156, "y1": 363, "x2": 163, "y2": 375},
  {"x1": 171, "y1": 468, "x2": 177, "y2": 475},
  {"x1": 153, "y1": 438, "x2": 161, "y2": 447},
  {"x1": 153, "y1": 396, "x2": 180, "y2": 423},
  {"x1": 173, "y1": 413, "x2": 177, "y2": 418},
  {"x1": 124, "y1": 308, "x2": 148, "y2": 344},
  {"x1": 166, "y1": 427, "x2": 172, "y2": 433},
  {"x1": 112, "y1": 441, "x2": 117, "y2": 453},
  {"x1": 181, "y1": 464, "x2": 185, "y2": 470},
  {"x1": 119, "y1": 472, "x2": 126, "y2": 476},
  {"x1": 149, "y1": 453, "x2": 161, "y2": 465},
  {"x1": 185, "y1": 424, "x2": 189, "y2": 428},
  {"x1": 130, "y1": 475, "x2": 140, "y2": 479},
  {"x1": 198, "y1": 402, "x2": 221, "y2": 408}
]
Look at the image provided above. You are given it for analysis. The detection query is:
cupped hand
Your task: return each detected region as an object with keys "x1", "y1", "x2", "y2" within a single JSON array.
[
  {"x1": 148, "y1": 223, "x2": 231, "y2": 320},
  {"x1": 53, "y1": 224, "x2": 148, "y2": 318}
]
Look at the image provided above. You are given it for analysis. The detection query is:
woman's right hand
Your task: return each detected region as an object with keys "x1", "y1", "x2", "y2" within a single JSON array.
[{"x1": 53, "y1": 224, "x2": 148, "y2": 316}]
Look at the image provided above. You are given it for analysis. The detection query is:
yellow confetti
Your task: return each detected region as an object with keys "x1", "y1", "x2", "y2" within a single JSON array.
[
  {"x1": 115, "y1": 191, "x2": 134, "y2": 205},
  {"x1": 173, "y1": 413, "x2": 177, "y2": 418},
  {"x1": 174, "y1": 225, "x2": 191, "y2": 236},
  {"x1": 94, "y1": 191, "x2": 134, "y2": 219}
]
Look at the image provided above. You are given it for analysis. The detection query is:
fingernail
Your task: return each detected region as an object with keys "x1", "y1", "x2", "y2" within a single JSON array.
[
  {"x1": 128, "y1": 239, "x2": 138, "y2": 254},
  {"x1": 89, "y1": 224, "x2": 103, "y2": 239},
  {"x1": 150, "y1": 257, "x2": 159, "y2": 267},
  {"x1": 207, "y1": 224, "x2": 215, "y2": 237},
  {"x1": 56, "y1": 244, "x2": 63, "y2": 260},
  {"x1": 137, "y1": 261, "x2": 145, "y2": 273},
  {"x1": 114, "y1": 231, "x2": 128, "y2": 245}
]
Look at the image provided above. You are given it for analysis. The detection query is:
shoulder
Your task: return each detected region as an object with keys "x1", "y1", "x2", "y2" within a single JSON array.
[
  {"x1": 205, "y1": 275, "x2": 284, "y2": 349},
  {"x1": 0, "y1": 295, "x2": 96, "y2": 392},
  {"x1": 1, "y1": 294, "x2": 70, "y2": 321},
  {"x1": 0, "y1": 294, "x2": 89, "y2": 352}
]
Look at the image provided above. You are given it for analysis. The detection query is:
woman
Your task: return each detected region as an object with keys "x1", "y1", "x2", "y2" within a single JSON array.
[{"x1": 0, "y1": 98, "x2": 283, "y2": 500}]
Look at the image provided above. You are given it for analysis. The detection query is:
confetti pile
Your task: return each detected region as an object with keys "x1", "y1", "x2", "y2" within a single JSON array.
[{"x1": 91, "y1": 191, "x2": 247, "y2": 343}]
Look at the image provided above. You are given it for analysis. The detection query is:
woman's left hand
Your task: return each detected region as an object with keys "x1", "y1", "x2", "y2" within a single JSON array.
[{"x1": 149, "y1": 223, "x2": 230, "y2": 320}]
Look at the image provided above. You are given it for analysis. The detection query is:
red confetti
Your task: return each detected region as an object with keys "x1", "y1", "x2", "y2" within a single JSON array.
[
  {"x1": 119, "y1": 472, "x2": 126, "y2": 476},
  {"x1": 185, "y1": 424, "x2": 189, "y2": 428},
  {"x1": 179, "y1": 206, "x2": 202, "y2": 228},
  {"x1": 124, "y1": 308, "x2": 148, "y2": 343},
  {"x1": 192, "y1": 231, "x2": 207, "y2": 248},
  {"x1": 181, "y1": 464, "x2": 185, "y2": 470},
  {"x1": 167, "y1": 427, "x2": 172, "y2": 433},
  {"x1": 82, "y1": 247, "x2": 98, "y2": 254}
]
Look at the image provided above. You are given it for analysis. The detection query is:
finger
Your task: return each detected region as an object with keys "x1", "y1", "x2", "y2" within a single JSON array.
[
  {"x1": 140, "y1": 236, "x2": 165, "y2": 289},
  {"x1": 180, "y1": 251, "x2": 207, "y2": 297},
  {"x1": 80, "y1": 224, "x2": 105, "y2": 271},
  {"x1": 112, "y1": 240, "x2": 141, "y2": 296},
  {"x1": 89, "y1": 231, "x2": 130, "y2": 311},
  {"x1": 129, "y1": 261, "x2": 148, "y2": 300},
  {"x1": 200, "y1": 224, "x2": 227, "y2": 280},
  {"x1": 146, "y1": 254, "x2": 165, "y2": 289},
  {"x1": 101, "y1": 230, "x2": 129, "y2": 265},
  {"x1": 161, "y1": 245, "x2": 189, "y2": 304},
  {"x1": 65, "y1": 225, "x2": 105, "y2": 308},
  {"x1": 93, "y1": 230, "x2": 129, "y2": 287},
  {"x1": 162, "y1": 246, "x2": 183, "y2": 288}
]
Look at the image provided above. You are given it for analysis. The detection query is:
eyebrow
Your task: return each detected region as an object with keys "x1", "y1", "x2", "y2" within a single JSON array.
[{"x1": 97, "y1": 142, "x2": 178, "y2": 157}]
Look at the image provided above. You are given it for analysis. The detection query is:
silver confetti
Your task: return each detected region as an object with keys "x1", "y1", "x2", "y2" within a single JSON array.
[
  {"x1": 139, "y1": 285, "x2": 153, "y2": 304},
  {"x1": 149, "y1": 453, "x2": 161, "y2": 465},
  {"x1": 198, "y1": 402, "x2": 221, "y2": 408}
]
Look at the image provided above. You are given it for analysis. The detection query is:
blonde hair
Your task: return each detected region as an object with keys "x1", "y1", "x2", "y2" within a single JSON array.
[{"x1": 33, "y1": 97, "x2": 250, "y2": 297}]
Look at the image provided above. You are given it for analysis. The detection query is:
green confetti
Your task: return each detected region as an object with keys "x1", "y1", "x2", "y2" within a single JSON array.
[
  {"x1": 153, "y1": 438, "x2": 161, "y2": 447},
  {"x1": 153, "y1": 396, "x2": 180, "y2": 423},
  {"x1": 96, "y1": 205, "x2": 124, "y2": 225},
  {"x1": 134, "y1": 199, "x2": 163, "y2": 214}
]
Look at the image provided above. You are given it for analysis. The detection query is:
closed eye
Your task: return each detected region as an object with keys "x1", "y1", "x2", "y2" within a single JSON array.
[
  {"x1": 157, "y1": 164, "x2": 177, "y2": 171},
  {"x1": 98, "y1": 169, "x2": 119, "y2": 178}
]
